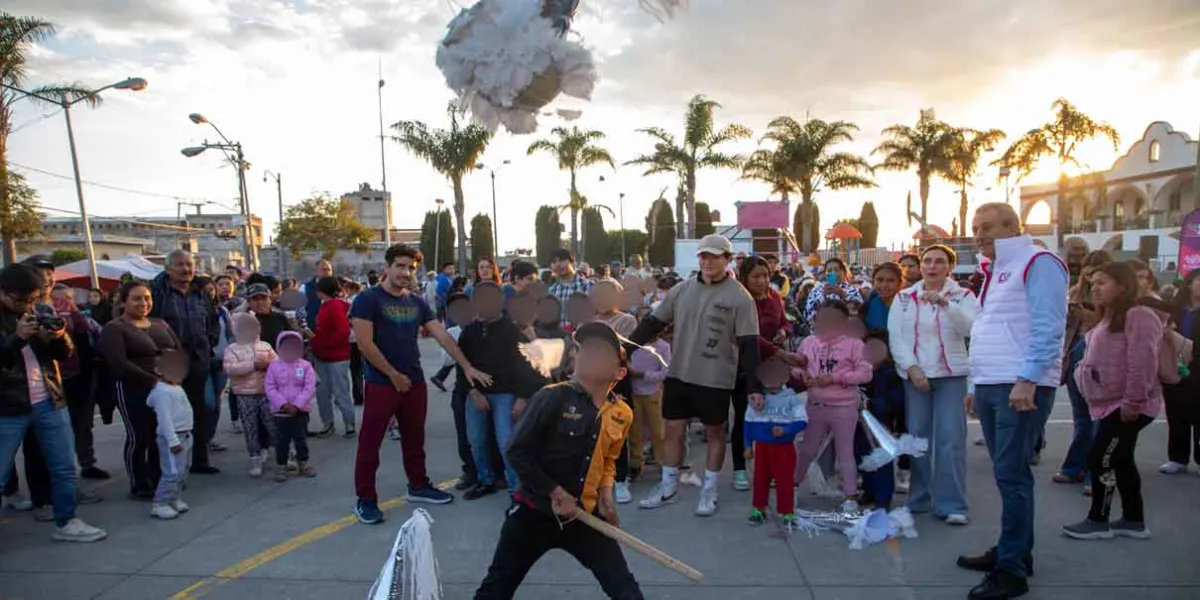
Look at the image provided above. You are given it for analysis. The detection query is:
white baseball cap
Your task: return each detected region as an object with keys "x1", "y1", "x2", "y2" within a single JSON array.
[{"x1": 695, "y1": 234, "x2": 733, "y2": 256}]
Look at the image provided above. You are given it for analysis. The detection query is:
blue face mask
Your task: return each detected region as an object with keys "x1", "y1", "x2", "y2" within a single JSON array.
[{"x1": 825, "y1": 273, "x2": 838, "y2": 286}]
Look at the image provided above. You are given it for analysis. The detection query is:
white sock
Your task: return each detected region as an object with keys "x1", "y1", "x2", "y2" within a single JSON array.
[
  {"x1": 662, "y1": 466, "x2": 679, "y2": 493},
  {"x1": 703, "y1": 469, "x2": 719, "y2": 490}
]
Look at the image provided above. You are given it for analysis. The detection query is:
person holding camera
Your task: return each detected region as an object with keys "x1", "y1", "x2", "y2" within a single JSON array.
[{"x1": 0, "y1": 263, "x2": 107, "y2": 542}]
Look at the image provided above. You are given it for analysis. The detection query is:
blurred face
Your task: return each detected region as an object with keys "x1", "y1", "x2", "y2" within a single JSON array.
[
  {"x1": 88, "y1": 290, "x2": 102, "y2": 305},
  {"x1": 233, "y1": 319, "x2": 261, "y2": 344},
  {"x1": 872, "y1": 269, "x2": 901, "y2": 301},
  {"x1": 509, "y1": 296, "x2": 536, "y2": 326},
  {"x1": 846, "y1": 317, "x2": 867, "y2": 339},
  {"x1": 864, "y1": 338, "x2": 889, "y2": 368},
  {"x1": 899, "y1": 258, "x2": 921, "y2": 284},
  {"x1": 568, "y1": 298, "x2": 593, "y2": 326},
  {"x1": 744, "y1": 265, "x2": 770, "y2": 297},
  {"x1": 813, "y1": 305, "x2": 848, "y2": 337},
  {"x1": 757, "y1": 358, "x2": 790, "y2": 389},
  {"x1": 216, "y1": 277, "x2": 234, "y2": 299},
  {"x1": 574, "y1": 338, "x2": 624, "y2": 383},
  {"x1": 316, "y1": 261, "x2": 333, "y2": 278},
  {"x1": 168, "y1": 253, "x2": 195, "y2": 285},
  {"x1": 589, "y1": 283, "x2": 620, "y2": 314},
  {"x1": 622, "y1": 284, "x2": 642, "y2": 310},
  {"x1": 1089, "y1": 271, "x2": 1124, "y2": 308},
  {"x1": 447, "y1": 299, "x2": 475, "y2": 326},
  {"x1": 474, "y1": 287, "x2": 504, "y2": 318},
  {"x1": 537, "y1": 298, "x2": 561, "y2": 324},
  {"x1": 526, "y1": 280, "x2": 547, "y2": 299},
  {"x1": 158, "y1": 355, "x2": 190, "y2": 384},
  {"x1": 824, "y1": 261, "x2": 844, "y2": 285},
  {"x1": 512, "y1": 271, "x2": 536, "y2": 291},
  {"x1": 386, "y1": 255, "x2": 416, "y2": 291},
  {"x1": 278, "y1": 338, "x2": 304, "y2": 362},
  {"x1": 122, "y1": 285, "x2": 152, "y2": 319},
  {"x1": 477, "y1": 260, "x2": 495, "y2": 281},
  {"x1": 249, "y1": 294, "x2": 272, "y2": 315},
  {"x1": 51, "y1": 287, "x2": 72, "y2": 306},
  {"x1": 699, "y1": 252, "x2": 730, "y2": 281},
  {"x1": 972, "y1": 207, "x2": 1020, "y2": 260},
  {"x1": 442, "y1": 265, "x2": 456, "y2": 276},
  {"x1": 920, "y1": 249, "x2": 953, "y2": 282},
  {"x1": 631, "y1": 256, "x2": 643, "y2": 269}
]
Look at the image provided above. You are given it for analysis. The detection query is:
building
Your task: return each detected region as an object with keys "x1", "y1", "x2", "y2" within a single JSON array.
[
  {"x1": 259, "y1": 229, "x2": 421, "y2": 280},
  {"x1": 17, "y1": 234, "x2": 155, "y2": 262},
  {"x1": 341, "y1": 183, "x2": 392, "y2": 238},
  {"x1": 1018, "y1": 121, "x2": 1198, "y2": 269}
]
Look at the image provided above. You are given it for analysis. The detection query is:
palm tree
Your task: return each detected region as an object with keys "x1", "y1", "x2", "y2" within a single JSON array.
[
  {"x1": 626, "y1": 95, "x2": 751, "y2": 238},
  {"x1": 873, "y1": 111, "x2": 955, "y2": 228},
  {"x1": 527, "y1": 126, "x2": 614, "y2": 255},
  {"x1": 945, "y1": 127, "x2": 1007, "y2": 236},
  {"x1": 997, "y1": 98, "x2": 1119, "y2": 243},
  {"x1": 744, "y1": 117, "x2": 874, "y2": 251},
  {"x1": 392, "y1": 103, "x2": 492, "y2": 270}
]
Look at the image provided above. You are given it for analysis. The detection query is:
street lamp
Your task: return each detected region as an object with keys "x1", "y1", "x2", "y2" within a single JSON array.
[
  {"x1": 264, "y1": 170, "x2": 286, "y2": 277},
  {"x1": 598, "y1": 175, "x2": 626, "y2": 267},
  {"x1": 476, "y1": 160, "x2": 510, "y2": 258},
  {"x1": 2, "y1": 77, "x2": 148, "y2": 288},
  {"x1": 181, "y1": 113, "x2": 257, "y2": 270},
  {"x1": 433, "y1": 198, "x2": 446, "y2": 269}
]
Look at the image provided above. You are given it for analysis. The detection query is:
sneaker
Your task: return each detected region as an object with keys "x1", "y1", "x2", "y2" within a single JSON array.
[
  {"x1": 297, "y1": 461, "x2": 316, "y2": 478},
  {"x1": 973, "y1": 436, "x2": 986, "y2": 446},
  {"x1": 151, "y1": 502, "x2": 180, "y2": 520},
  {"x1": 76, "y1": 489, "x2": 103, "y2": 505},
  {"x1": 127, "y1": 488, "x2": 155, "y2": 502},
  {"x1": 230, "y1": 420, "x2": 243, "y2": 434},
  {"x1": 1159, "y1": 461, "x2": 1187, "y2": 475},
  {"x1": 1062, "y1": 519, "x2": 1113, "y2": 540},
  {"x1": 1111, "y1": 519, "x2": 1151, "y2": 539},
  {"x1": 169, "y1": 500, "x2": 190, "y2": 514},
  {"x1": 343, "y1": 426, "x2": 357, "y2": 439},
  {"x1": 1052, "y1": 472, "x2": 1086, "y2": 484},
  {"x1": 287, "y1": 455, "x2": 299, "y2": 471},
  {"x1": 356, "y1": 498, "x2": 385, "y2": 524},
  {"x1": 945, "y1": 513, "x2": 971, "y2": 526},
  {"x1": 3, "y1": 493, "x2": 33, "y2": 511},
  {"x1": 895, "y1": 470, "x2": 911, "y2": 494},
  {"x1": 638, "y1": 483, "x2": 679, "y2": 510},
  {"x1": 780, "y1": 513, "x2": 800, "y2": 531},
  {"x1": 80, "y1": 466, "x2": 111, "y2": 480},
  {"x1": 406, "y1": 484, "x2": 454, "y2": 505},
  {"x1": 747, "y1": 508, "x2": 767, "y2": 526},
  {"x1": 189, "y1": 464, "x2": 220, "y2": 475},
  {"x1": 840, "y1": 499, "x2": 860, "y2": 513},
  {"x1": 312, "y1": 423, "x2": 335, "y2": 438},
  {"x1": 53, "y1": 518, "x2": 106, "y2": 542},
  {"x1": 33, "y1": 505, "x2": 54, "y2": 522},
  {"x1": 454, "y1": 474, "x2": 477, "y2": 491},
  {"x1": 731, "y1": 470, "x2": 750, "y2": 492},
  {"x1": 695, "y1": 488, "x2": 718, "y2": 516},
  {"x1": 275, "y1": 469, "x2": 289, "y2": 482},
  {"x1": 615, "y1": 481, "x2": 632, "y2": 504},
  {"x1": 209, "y1": 441, "x2": 227, "y2": 452},
  {"x1": 249, "y1": 457, "x2": 263, "y2": 478},
  {"x1": 388, "y1": 427, "x2": 401, "y2": 441},
  {"x1": 463, "y1": 483, "x2": 497, "y2": 501}
]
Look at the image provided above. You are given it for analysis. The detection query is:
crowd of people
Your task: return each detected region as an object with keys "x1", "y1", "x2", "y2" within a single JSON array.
[{"x1": 0, "y1": 200, "x2": 1196, "y2": 600}]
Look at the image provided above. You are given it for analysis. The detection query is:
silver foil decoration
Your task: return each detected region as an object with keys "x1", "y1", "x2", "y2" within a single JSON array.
[
  {"x1": 793, "y1": 506, "x2": 919, "y2": 550},
  {"x1": 858, "y1": 409, "x2": 928, "y2": 472},
  {"x1": 368, "y1": 509, "x2": 441, "y2": 600}
]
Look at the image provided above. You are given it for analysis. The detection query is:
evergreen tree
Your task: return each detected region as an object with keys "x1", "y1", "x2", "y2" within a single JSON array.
[
  {"x1": 695, "y1": 202, "x2": 716, "y2": 237},
  {"x1": 858, "y1": 202, "x2": 879, "y2": 248},
  {"x1": 419, "y1": 210, "x2": 455, "y2": 270},
  {"x1": 535, "y1": 205, "x2": 563, "y2": 267},
  {"x1": 581, "y1": 207, "x2": 609, "y2": 267},
  {"x1": 646, "y1": 199, "x2": 676, "y2": 267},
  {"x1": 469, "y1": 213, "x2": 494, "y2": 263}
]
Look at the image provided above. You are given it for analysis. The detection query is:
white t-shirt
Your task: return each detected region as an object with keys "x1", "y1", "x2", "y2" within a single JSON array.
[{"x1": 22, "y1": 346, "x2": 49, "y2": 405}]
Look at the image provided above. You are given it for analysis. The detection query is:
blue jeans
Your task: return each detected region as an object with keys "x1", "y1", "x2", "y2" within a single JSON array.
[
  {"x1": 904, "y1": 376, "x2": 969, "y2": 517},
  {"x1": 1060, "y1": 338, "x2": 1094, "y2": 478},
  {"x1": 465, "y1": 393, "x2": 518, "y2": 488},
  {"x1": 0, "y1": 402, "x2": 79, "y2": 526},
  {"x1": 974, "y1": 383, "x2": 1056, "y2": 579},
  {"x1": 205, "y1": 364, "x2": 227, "y2": 441}
]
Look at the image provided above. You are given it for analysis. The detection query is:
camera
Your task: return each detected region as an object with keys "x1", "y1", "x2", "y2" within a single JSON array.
[{"x1": 33, "y1": 304, "x2": 66, "y2": 332}]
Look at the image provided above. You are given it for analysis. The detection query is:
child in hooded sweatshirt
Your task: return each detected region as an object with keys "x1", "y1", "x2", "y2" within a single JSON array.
[
  {"x1": 794, "y1": 299, "x2": 873, "y2": 510},
  {"x1": 224, "y1": 312, "x2": 278, "y2": 478},
  {"x1": 745, "y1": 357, "x2": 807, "y2": 529},
  {"x1": 265, "y1": 331, "x2": 317, "y2": 481}
]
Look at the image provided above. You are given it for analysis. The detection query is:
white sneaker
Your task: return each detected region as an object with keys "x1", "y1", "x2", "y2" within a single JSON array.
[
  {"x1": 151, "y1": 503, "x2": 180, "y2": 520},
  {"x1": 638, "y1": 483, "x2": 679, "y2": 510},
  {"x1": 249, "y1": 456, "x2": 264, "y2": 478},
  {"x1": 1159, "y1": 461, "x2": 1187, "y2": 475},
  {"x1": 230, "y1": 420, "x2": 243, "y2": 434},
  {"x1": 614, "y1": 482, "x2": 632, "y2": 504},
  {"x1": 731, "y1": 470, "x2": 750, "y2": 492},
  {"x1": 945, "y1": 513, "x2": 970, "y2": 526},
  {"x1": 895, "y1": 470, "x2": 911, "y2": 494},
  {"x1": 840, "y1": 499, "x2": 860, "y2": 513},
  {"x1": 695, "y1": 487, "x2": 719, "y2": 516},
  {"x1": 388, "y1": 427, "x2": 401, "y2": 441},
  {"x1": 3, "y1": 493, "x2": 33, "y2": 511},
  {"x1": 170, "y1": 500, "x2": 190, "y2": 514},
  {"x1": 53, "y1": 518, "x2": 107, "y2": 542}
]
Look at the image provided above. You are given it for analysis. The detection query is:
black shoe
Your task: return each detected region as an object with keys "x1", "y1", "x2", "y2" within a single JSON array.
[
  {"x1": 968, "y1": 570, "x2": 1029, "y2": 600},
  {"x1": 454, "y1": 475, "x2": 477, "y2": 491},
  {"x1": 464, "y1": 484, "x2": 497, "y2": 501},
  {"x1": 494, "y1": 478, "x2": 509, "y2": 491},
  {"x1": 430, "y1": 377, "x2": 447, "y2": 392},
  {"x1": 80, "y1": 466, "x2": 111, "y2": 480},
  {"x1": 76, "y1": 489, "x2": 103, "y2": 504},
  {"x1": 128, "y1": 488, "x2": 155, "y2": 502},
  {"x1": 957, "y1": 547, "x2": 1034, "y2": 577},
  {"x1": 189, "y1": 464, "x2": 221, "y2": 475}
]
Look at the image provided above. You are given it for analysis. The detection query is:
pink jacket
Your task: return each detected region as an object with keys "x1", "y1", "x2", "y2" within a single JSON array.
[
  {"x1": 798, "y1": 334, "x2": 872, "y2": 406},
  {"x1": 1074, "y1": 306, "x2": 1164, "y2": 421},
  {"x1": 265, "y1": 357, "x2": 317, "y2": 414},
  {"x1": 223, "y1": 341, "x2": 276, "y2": 396}
]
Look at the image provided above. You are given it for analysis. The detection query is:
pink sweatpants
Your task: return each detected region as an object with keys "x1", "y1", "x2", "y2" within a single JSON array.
[{"x1": 795, "y1": 402, "x2": 859, "y2": 497}]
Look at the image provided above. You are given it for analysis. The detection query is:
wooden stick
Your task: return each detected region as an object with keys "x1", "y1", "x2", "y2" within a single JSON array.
[{"x1": 575, "y1": 512, "x2": 704, "y2": 583}]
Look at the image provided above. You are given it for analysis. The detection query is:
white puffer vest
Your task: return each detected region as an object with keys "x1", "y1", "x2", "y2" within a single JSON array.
[{"x1": 970, "y1": 235, "x2": 1066, "y2": 387}]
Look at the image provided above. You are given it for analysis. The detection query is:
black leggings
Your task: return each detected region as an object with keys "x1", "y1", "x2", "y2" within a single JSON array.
[
  {"x1": 1088, "y1": 412, "x2": 1153, "y2": 523},
  {"x1": 116, "y1": 380, "x2": 160, "y2": 494},
  {"x1": 731, "y1": 382, "x2": 748, "y2": 472},
  {"x1": 1164, "y1": 383, "x2": 1199, "y2": 465}
]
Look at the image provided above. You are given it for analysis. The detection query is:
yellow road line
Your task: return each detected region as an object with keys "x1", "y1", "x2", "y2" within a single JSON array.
[{"x1": 169, "y1": 479, "x2": 457, "y2": 600}]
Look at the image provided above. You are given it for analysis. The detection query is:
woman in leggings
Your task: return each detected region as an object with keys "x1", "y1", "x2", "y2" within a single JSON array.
[{"x1": 98, "y1": 281, "x2": 181, "y2": 500}]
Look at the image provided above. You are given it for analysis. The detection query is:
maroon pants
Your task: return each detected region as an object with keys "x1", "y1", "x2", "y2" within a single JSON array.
[
  {"x1": 752, "y1": 441, "x2": 796, "y2": 515},
  {"x1": 355, "y1": 381, "x2": 429, "y2": 501}
]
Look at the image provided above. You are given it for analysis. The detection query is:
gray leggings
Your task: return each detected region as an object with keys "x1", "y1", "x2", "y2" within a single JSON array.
[{"x1": 235, "y1": 394, "x2": 275, "y2": 458}]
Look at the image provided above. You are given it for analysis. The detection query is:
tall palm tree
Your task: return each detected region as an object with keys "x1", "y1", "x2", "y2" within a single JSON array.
[
  {"x1": 873, "y1": 111, "x2": 955, "y2": 228},
  {"x1": 945, "y1": 127, "x2": 1007, "y2": 236},
  {"x1": 744, "y1": 117, "x2": 874, "y2": 251},
  {"x1": 392, "y1": 103, "x2": 492, "y2": 270},
  {"x1": 527, "y1": 126, "x2": 614, "y2": 255},
  {"x1": 997, "y1": 98, "x2": 1119, "y2": 243},
  {"x1": 626, "y1": 95, "x2": 751, "y2": 239}
]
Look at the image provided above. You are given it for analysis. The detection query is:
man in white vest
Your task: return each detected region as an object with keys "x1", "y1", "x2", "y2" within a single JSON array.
[{"x1": 957, "y1": 202, "x2": 1066, "y2": 600}]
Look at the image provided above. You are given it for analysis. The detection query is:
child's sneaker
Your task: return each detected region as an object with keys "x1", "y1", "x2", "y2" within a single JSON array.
[
  {"x1": 343, "y1": 425, "x2": 357, "y2": 439},
  {"x1": 895, "y1": 470, "x2": 911, "y2": 494},
  {"x1": 275, "y1": 469, "x2": 289, "y2": 482},
  {"x1": 297, "y1": 461, "x2": 316, "y2": 478},
  {"x1": 747, "y1": 508, "x2": 767, "y2": 526},
  {"x1": 249, "y1": 456, "x2": 263, "y2": 478},
  {"x1": 780, "y1": 513, "x2": 800, "y2": 531},
  {"x1": 151, "y1": 503, "x2": 180, "y2": 520},
  {"x1": 287, "y1": 451, "x2": 299, "y2": 471},
  {"x1": 731, "y1": 470, "x2": 750, "y2": 492},
  {"x1": 169, "y1": 500, "x2": 189, "y2": 514},
  {"x1": 615, "y1": 481, "x2": 632, "y2": 504}
]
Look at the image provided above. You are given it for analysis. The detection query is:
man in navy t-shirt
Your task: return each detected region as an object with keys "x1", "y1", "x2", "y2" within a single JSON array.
[{"x1": 350, "y1": 244, "x2": 491, "y2": 523}]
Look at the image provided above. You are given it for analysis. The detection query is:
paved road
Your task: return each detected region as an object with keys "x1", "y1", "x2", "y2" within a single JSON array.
[{"x1": 1, "y1": 339, "x2": 1197, "y2": 600}]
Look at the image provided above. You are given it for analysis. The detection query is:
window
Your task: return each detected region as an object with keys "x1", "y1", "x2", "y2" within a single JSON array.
[
  {"x1": 1112, "y1": 202, "x2": 1125, "y2": 229},
  {"x1": 1149, "y1": 139, "x2": 1161, "y2": 163}
]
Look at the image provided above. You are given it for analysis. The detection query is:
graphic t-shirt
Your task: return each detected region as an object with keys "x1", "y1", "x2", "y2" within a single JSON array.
[
  {"x1": 652, "y1": 274, "x2": 759, "y2": 390},
  {"x1": 349, "y1": 285, "x2": 435, "y2": 384}
]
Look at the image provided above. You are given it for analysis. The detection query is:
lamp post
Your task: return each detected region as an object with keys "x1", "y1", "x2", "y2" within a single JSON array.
[
  {"x1": 3, "y1": 77, "x2": 148, "y2": 287},
  {"x1": 377, "y1": 67, "x2": 392, "y2": 247},
  {"x1": 264, "y1": 170, "x2": 285, "y2": 277},
  {"x1": 182, "y1": 113, "x2": 257, "y2": 270},
  {"x1": 433, "y1": 198, "x2": 446, "y2": 269},
  {"x1": 618, "y1": 191, "x2": 626, "y2": 265},
  {"x1": 476, "y1": 160, "x2": 510, "y2": 258}
]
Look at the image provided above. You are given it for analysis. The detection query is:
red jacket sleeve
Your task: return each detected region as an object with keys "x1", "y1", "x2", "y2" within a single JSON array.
[{"x1": 312, "y1": 300, "x2": 351, "y2": 362}]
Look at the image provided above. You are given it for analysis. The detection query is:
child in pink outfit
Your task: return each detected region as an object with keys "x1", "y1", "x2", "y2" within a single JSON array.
[
  {"x1": 223, "y1": 313, "x2": 277, "y2": 477},
  {"x1": 794, "y1": 299, "x2": 873, "y2": 504},
  {"x1": 265, "y1": 331, "x2": 317, "y2": 480}
]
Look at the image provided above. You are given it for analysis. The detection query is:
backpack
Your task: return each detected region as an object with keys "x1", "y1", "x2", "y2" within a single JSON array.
[{"x1": 1159, "y1": 329, "x2": 1193, "y2": 385}]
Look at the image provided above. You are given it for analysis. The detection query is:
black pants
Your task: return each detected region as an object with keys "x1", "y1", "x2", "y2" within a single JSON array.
[
  {"x1": 3, "y1": 430, "x2": 51, "y2": 506},
  {"x1": 731, "y1": 381, "x2": 749, "y2": 472},
  {"x1": 274, "y1": 414, "x2": 310, "y2": 464},
  {"x1": 350, "y1": 343, "x2": 365, "y2": 406},
  {"x1": 95, "y1": 368, "x2": 116, "y2": 424},
  {"x1": 184, "y1": 360, "x2": 211, "y2": 468},
  {"x1": 116, "y1": 380, "x2": 160, "y2": 493},
  {"x1": 614, "y1": 377, "x2": 632, "y2": 481},
  {"x1": 64, "y1": 372, "x2": 97, "y2": 469},
  {"x1": 1088, "y1": 412, "x2": 1153, "y2": 523},
  {"x1": 891, "y1": 400, "x2": 910, "y2": 471},
  {"x1": 475, "y1": 504, "x2": 642, "y2": 599},
  {"x1": 1164, "y1": 383, "x2": 1199, "y2": 465}
]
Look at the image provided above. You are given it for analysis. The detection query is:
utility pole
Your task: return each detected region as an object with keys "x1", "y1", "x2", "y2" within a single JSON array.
[
  {"x1": 264, "y1": 171, "x2": 285, "y2": 277},
  {"x1": 378, "y1": 61, "x2": 392, "y2": 247}
]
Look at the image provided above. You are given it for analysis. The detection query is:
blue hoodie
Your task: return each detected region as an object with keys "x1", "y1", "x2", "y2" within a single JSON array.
[{"x1": 743, "y1": 388, "x2": 808, "y2": 445}]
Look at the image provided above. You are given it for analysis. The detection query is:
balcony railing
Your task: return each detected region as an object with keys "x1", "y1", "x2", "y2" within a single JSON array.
[{"x1": 1062, "y1": 211, "x2": 1183, "y2": 234}]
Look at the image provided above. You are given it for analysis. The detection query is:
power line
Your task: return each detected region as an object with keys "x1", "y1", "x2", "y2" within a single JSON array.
[
  {"x1": 10, "y1": 161, "x2": 236, "y2": 204},
  {"x1": 36, "y1": 204, "x2": 211, "y2": 233}
]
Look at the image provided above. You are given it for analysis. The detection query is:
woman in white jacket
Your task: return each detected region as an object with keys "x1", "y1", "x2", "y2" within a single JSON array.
[{"x1": 887, "y1": 244, "x2": 976, "y2": 525}]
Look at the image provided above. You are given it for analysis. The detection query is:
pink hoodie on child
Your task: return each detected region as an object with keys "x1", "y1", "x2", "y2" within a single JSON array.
[
  {"x1": 798, "y1": 334, "x2": 873, "y2": 405},
  {"x1": 264, "y1": 331, "x2": 317, "y2": 414}
]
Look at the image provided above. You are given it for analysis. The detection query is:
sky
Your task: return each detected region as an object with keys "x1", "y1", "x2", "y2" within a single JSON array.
[{"x1": 7, "y1": 0, "x2": 1200, "y2": 256}]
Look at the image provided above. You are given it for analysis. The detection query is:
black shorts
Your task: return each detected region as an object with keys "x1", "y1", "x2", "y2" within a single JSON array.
[{"x1": 662, "y1": 378, "x2": 731, "y2": 426}]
